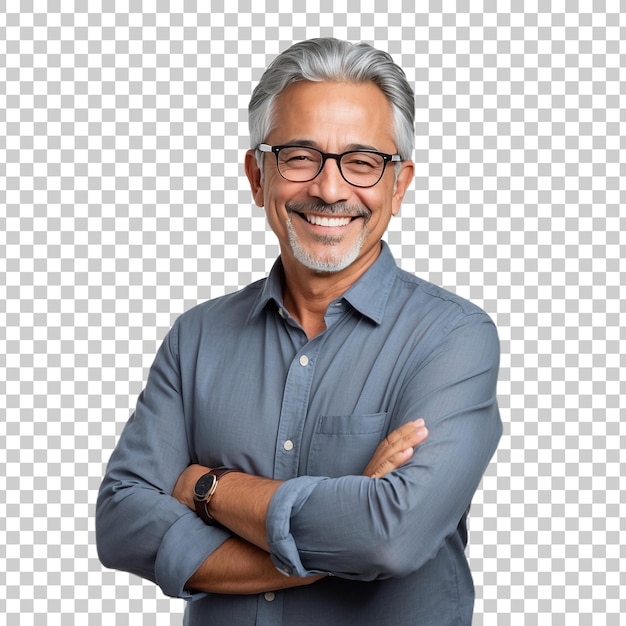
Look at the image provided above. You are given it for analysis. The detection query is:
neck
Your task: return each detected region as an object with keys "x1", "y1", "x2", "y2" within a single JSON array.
[{"x1": 280, "y1": 244, "x2": 381, "y2": 339}]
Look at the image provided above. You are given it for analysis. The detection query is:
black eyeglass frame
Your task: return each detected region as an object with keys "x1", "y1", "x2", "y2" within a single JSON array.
[{"x1": 257, "y1": 143, "x2": 402, "y2": 188}]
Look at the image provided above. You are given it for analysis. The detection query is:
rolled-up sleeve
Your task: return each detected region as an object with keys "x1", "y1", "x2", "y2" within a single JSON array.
[
  {"x1": 266, "y1": 313, "x2": 502, "y2": 581},
  {"x1": 95, "y1": 321, "x2": 231, "y2": 599}
]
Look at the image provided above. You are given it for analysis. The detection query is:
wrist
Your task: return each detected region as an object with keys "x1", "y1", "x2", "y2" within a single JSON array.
[{"x1": 193, "y1": 468, "x2": 240, "y2": 525}]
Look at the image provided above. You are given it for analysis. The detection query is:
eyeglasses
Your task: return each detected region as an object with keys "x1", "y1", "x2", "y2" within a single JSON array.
[{"x1": 258, "y1": 143, "x2": 402, "y2": 188}]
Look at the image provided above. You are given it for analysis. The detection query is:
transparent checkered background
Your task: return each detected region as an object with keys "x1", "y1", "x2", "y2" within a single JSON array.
[{"x1": 1, "y1": 2, "x2": 624, "y2": 624}]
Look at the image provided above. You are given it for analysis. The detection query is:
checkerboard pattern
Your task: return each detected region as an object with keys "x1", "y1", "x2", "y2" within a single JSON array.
[{"x1": 1, "y1": 3, "x2": 624, "y2": 624}]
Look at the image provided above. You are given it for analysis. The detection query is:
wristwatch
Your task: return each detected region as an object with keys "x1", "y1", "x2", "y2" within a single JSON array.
[{"x1": 193, "y1": 468, "x2": 238, "y2": 525}]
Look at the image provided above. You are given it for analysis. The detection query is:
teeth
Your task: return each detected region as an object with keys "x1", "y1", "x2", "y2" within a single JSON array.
[{"x1": 305, "y1": 214, "x2": 352, "y2": 227}]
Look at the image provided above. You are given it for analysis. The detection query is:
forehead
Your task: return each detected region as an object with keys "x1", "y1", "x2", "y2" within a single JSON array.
[{"x1": 269, "y1": 81, "x2": 396, "y2": 150}]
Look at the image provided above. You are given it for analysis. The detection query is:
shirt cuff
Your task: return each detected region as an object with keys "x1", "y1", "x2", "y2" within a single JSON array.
[
  {"x1": 266, "y1": 475, "x2": 328, "y2": 577},
  {"x1": 154, "y1": 509, "x2": 231, "y2": 599}
]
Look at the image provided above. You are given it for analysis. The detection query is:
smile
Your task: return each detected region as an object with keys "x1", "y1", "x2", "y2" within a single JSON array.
[{"x1": 303, "y1": 214, "x2": 354, "y2": 227}]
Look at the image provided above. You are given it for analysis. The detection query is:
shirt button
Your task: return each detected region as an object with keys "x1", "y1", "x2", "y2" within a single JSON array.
[
  {"x1": 299, "y1": 355, "x2": 309, "y2": 366},
  {"x1": 283, "y1": 439, "x2": 294, "y2": 451},
  {"x1": 264, "y1": 591, "x2": 276, "y2": 602},
  {"x1": 277, "y1": 564, "x2": 292, "y2": 576}
]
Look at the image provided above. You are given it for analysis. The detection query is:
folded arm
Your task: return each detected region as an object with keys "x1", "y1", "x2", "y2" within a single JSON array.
[
  {"x1": 173, "y1": 419, "x2": 428, "y2": 592},
  {"x1": 97, "y1": 311, "x2": 500, "y2": 595}
]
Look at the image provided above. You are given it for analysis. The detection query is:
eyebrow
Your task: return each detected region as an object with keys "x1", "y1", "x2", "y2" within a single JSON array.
[{"x1": 281, "y1": 139, "x2": 386, "y2": 153}]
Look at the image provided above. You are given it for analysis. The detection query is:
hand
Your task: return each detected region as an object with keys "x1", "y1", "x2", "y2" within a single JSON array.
[
  {"x1": 172, "y1": 464, "x2": 210, "y2": 509},
  {"x1": 362, "y1": 419, "x2": 428, "y2": 478}
]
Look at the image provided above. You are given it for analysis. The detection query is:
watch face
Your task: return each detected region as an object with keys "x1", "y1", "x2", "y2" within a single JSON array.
[{"x1": 194, "y1": 473, "x2": 217, "y2": 500}]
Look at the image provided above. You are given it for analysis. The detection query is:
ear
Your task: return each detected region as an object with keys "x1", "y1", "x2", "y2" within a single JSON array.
[
  {"x1": 391, "y1": 160, "x2": 414, "y2": 216},
  {"x1": 245, "y1": 149, "x2": 265, "y2": 207}
]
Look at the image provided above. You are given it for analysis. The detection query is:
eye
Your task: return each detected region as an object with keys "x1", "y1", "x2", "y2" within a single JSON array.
[
  {"x1": 342, "y1": 153, "x2": 383, "y2": 170},
  {"x1": 351, "y1": 159, "x2": 377, "y2": 168},
  {"x1": 280, "y1": 147, "x2": 320, "y2": 164}
]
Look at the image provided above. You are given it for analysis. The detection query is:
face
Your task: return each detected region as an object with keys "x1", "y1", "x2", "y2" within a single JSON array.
[{"x1": 245, "y1": 81, "x2": 414, "y2": 277}]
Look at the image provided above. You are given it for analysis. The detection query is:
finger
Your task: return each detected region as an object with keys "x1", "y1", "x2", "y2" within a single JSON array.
[
  {"x1": 362, "y1": 421, "x2": 429, "y2": 478},
  {"x1": 383, "y1": 420, "x2": 428, "y2": 452},
  {"x1": 366, "y1": 424, "x2": 428, "y2": 478},
  {"x1": 368, "y1": 447, "x2": 415, "y2": 479}
]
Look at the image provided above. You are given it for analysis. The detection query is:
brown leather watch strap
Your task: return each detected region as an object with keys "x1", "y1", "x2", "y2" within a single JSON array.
[{"x1": 194, "y1": 467, "x2": 239, "y2": 525}]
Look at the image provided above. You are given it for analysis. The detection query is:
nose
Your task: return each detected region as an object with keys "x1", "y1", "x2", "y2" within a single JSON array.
[{"x1": 307, "y1": 156, "x2": 351, "y2": 204}]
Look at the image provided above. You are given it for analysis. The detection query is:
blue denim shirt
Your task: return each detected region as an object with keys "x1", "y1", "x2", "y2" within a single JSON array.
[{"x1": 96, "y1": 242, "x2": 502, "y2": 626}]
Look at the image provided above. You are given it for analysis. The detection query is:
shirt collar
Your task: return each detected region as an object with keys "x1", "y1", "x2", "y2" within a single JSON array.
[
  {"x1": 248, "y1": 257, "x2": 286, "y2": 322},
  {"x1": 249, "y1": 241, "x2": 398, "y2": 325},
  {"x1": 340, "y1": 241, "x2": 397, "y2": 325}
]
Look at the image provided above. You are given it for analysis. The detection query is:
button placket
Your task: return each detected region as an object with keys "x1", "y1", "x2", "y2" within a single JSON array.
[{"x1": 272, "y1": 342, "x2": 320, "y2": 479}]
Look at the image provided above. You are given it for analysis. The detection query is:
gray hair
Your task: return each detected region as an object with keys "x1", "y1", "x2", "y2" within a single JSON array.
[{"x1": 249, "y1": 38, "x2": 415, "y2": 166}]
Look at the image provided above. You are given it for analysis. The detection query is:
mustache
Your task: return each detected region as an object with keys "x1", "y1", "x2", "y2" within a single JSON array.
[{"x1": 285, "y1": 201, "x2": 371, "y2": 220}]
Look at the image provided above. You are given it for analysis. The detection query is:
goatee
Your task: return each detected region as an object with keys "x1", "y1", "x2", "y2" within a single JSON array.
[{"x1": 284, "y1": 201, "x2": 371, "y2": 273}]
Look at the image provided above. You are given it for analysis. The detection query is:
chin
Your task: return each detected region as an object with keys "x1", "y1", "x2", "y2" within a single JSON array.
[
  {"x1": 290, "y1": 239, "x2": 363, "y2": 274},
  {"x1": 287, "y1": 218, "x2": 365, "y2": 273},
  {"x1": 297, "y1": 253, "x2": 358, "y2": 274}
]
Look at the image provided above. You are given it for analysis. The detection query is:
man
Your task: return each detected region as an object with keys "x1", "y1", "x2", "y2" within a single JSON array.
[{"x1": 96, "y1": 38, "x2": 502, "y2": 625}]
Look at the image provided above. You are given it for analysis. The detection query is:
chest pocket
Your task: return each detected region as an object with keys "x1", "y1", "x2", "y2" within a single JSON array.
[{"x1": 306, "y1": 412, "x2": 388, "y2": 478}]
